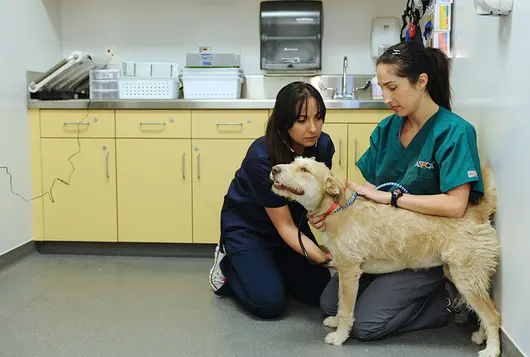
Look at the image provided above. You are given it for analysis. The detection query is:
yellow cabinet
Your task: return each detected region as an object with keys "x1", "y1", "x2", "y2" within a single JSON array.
[
  {"x1": 40, "y1": 110, "x2": 115, "y2": 138},
  {"x1": 192, "y1": 110, "x2": 268, "y2": 139},
  {"x1": 31, "y1": 108, "x2": 388, "y2": 246},
  {"x1": 322, "y1": 123, "x2": 348, "y2": 180},
  {"x1": 116, "y1": 110, "x2": 191, "y2": 138},
  {"x1": 116, "y1": 139, "x2": 192, "y2": 243},
  {"x1": 348, "y1": 123, "x2": 378, "y2": 184},
  {"x1": 41, "y1": 138, "x2": 117, "y2": 242},
  {"x1": 191, "y1": 139, "x2": 253, "y2": 244}
]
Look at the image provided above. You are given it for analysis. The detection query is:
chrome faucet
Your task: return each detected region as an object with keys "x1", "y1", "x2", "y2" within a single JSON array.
[{"x1": 342, "y1": 56, "x2": 348, "y2": 97}]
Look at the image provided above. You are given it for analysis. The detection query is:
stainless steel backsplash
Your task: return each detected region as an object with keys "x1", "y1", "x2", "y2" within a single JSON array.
[{"x1": 242, "y1": 74, "x2": 376, "y2": 100}]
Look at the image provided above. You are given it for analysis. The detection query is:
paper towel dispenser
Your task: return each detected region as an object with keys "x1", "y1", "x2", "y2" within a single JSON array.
[{"x1": 260, "y1": 0, "x2": 323, "y2": 73}]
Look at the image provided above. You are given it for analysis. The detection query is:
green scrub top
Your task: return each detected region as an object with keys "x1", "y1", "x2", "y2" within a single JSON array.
[{"x1": 356, "y1": 106, "x2": 484, "y2": 202}]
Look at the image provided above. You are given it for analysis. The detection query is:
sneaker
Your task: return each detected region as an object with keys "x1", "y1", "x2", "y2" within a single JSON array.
[
  {"x1": 209, "y1": 244, "x2": 227, "y2": 294},
  {"x1": 445, "y1": 281, "x2": 477, "y2": 325}
]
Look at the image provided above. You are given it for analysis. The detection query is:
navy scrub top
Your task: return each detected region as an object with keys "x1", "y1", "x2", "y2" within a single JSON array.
[{"x1": 220, "y1": 132, "x2": 335, "y2": 255}]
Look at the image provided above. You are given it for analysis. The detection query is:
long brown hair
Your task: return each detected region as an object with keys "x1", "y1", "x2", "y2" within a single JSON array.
[
  {"x1": 377, "y1": 42, "x2": 452, "y2": 111},
  {"x1": 265, "y1": 82, "x2": 326, "y2": 166}
]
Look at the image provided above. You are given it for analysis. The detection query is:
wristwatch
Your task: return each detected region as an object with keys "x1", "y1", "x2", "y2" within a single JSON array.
[{"x1": 391, "y1": 188, "x2": 404, "y2": 207}]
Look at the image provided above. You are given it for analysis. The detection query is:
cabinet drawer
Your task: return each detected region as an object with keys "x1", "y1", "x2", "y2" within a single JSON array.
[
  {"x1": 325, "y1": 109, "x2": 392, "y2": 124},
  {"x1": 116, "y1": 110, "x2": 191, "y2": 138},
  {"x1": 40, "y1": 110, "x2": 115, "y2": 138},
  {"x1": 192, "y1": 110, "x2": 269, "y2": 139}
]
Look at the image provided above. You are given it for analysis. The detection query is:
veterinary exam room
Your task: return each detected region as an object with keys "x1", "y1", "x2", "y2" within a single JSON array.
[{"x1": 0, "y1": 0, "x2": 527, "y2": 356}]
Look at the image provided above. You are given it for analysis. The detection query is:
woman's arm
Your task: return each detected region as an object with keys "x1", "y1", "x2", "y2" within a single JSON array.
[
  {"x1": 266, "y1": 206, "x2": 332, "y2": 264},
  {"x1": 350, "y1": 182, "x2": 471, "y2": 219}
]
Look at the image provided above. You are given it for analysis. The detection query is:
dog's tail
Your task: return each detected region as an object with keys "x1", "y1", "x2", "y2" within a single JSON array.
[{"x1": 477, "y1": 164, "x2": 497, "y2": 222}]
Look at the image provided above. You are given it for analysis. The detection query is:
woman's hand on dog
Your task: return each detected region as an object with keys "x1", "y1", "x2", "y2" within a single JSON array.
[
  {"x1": 324, "y1": 253, "x2": 336, "y2": 269},
  {"x1": 307, "y1": 212, "x2": 327, "y2": 231},
  {"x1": 349, "y1": 182, "x2": 392, "y2": 205}
]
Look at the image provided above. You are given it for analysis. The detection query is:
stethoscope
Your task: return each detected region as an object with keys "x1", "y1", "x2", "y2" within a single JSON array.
[{"x1": 278, "y1": 130, "x2": 412, "y2": 267}]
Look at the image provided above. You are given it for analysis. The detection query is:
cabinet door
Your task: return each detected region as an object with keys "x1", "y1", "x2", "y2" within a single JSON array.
[
  {"x1": 191, "y1": 139, "x2": 253, "y2": 244},
  {"x1": 322, "y1": 123, "x2": 348, "y2": 180},
  {"x1": 116, "y1": 139, "x2": 192, "y2": 243},
  {"x1": 41, "y1": 139, "x2": 117, "y2": 242},
  {"x1": 348, "y1": 123, "x2": 378, "y2": 184}
]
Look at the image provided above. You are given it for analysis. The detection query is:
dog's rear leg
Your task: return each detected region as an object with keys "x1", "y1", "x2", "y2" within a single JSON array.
[
  {"x1": 447, "y1": 265, "x2": 501, "y2": 357},
  {"x1": 324, "y1": 263, "x2": 362, "y2": 346}
]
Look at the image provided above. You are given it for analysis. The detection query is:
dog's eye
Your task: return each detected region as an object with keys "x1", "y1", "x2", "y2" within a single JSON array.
[{"x1": 300, "y1": 167, "x2": 310, "y2": 173}]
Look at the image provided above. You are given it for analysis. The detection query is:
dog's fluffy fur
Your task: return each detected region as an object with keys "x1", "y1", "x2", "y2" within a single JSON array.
[{"x1": 270, "y1": 157, "x2": 501, "y2": 357}]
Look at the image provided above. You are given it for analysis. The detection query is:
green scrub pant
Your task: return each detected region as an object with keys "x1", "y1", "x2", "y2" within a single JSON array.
[{"x1": 320, "y1": 267, "x2": 449, "y2": 341}]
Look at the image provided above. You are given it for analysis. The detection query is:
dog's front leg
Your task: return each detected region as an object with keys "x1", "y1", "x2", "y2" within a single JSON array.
[{"x1": 324, "y1": 263, "x2": 362, "y2": 346}]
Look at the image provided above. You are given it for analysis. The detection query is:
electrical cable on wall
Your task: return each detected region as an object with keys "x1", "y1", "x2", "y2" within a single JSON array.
[
  {"x1": 1, "y1": 99, "x2": 92, "y2": 204},
  {"x1": 2, "y1": 54, "x2": 105, "y2": 204}
]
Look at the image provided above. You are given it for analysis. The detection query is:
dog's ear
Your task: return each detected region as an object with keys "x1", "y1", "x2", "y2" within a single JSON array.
[{"x1": 324, "y1": 174, "x2": 341, "y2": 202}]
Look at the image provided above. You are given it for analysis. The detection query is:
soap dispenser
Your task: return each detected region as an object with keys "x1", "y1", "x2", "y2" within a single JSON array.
[{"x1": 370, "y1": 17, "x2": 401, "y2": 59}]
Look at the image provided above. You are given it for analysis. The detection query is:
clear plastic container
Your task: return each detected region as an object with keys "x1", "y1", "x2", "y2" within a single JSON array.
[
  {"x1": 89, "y1": 69, "x2": 120, "y2": 99},
  {"x1": 90, "y1": 69, "x2": 120, "y2": 80},
  {"x1": 90, "y1": 80, "x2": 119, "y2": 91},
  {"x1": 90, "y1": 89, "x2": 119, "y2": 100}
]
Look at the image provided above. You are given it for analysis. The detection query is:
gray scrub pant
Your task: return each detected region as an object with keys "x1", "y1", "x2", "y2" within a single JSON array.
[{"x1": 320, "y1": 267, "x2": 450, "y2": 341}]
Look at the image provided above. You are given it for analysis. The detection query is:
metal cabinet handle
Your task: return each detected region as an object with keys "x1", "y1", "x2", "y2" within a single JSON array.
[
  {"x1": 339, "y1": 138, "x2": 342, "y2": 166},
  {"x1": 353, "y1": 138, "x2": 358, "y2": 163},
  {"x1": 140, "y1": 122, "x2": 166, "y2": 126},
  {"x1": 216, "y1": 122, "x2": 243, "y2": 126},
  {"x1": 64, "y1": 122, "x2": 90, "y2": 125},
  {"x1": 105, "y1": 152, "x2": 110, "y2": 178},
  {"x1": 197, "y1": 153, "x2": 201, "y2": 179},
  {"x1": 182, "y1": 153, "x2": 185, "y2": 179}
]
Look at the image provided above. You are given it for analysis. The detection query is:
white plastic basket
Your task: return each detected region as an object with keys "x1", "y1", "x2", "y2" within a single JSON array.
[
  {"x1": 118, "y1": 77, "x2": 179, "y2": 99},
  {"x1": 181, "y1": 75, "x2": 244, "y2": 99},
  {"x1": 181, "y1": 68, "x2": 243, "y2": 77}
]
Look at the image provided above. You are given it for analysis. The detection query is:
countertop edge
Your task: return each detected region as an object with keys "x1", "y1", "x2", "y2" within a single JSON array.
[{"x1": 27, "y1": 99, "x2": 390, "y2": 110}]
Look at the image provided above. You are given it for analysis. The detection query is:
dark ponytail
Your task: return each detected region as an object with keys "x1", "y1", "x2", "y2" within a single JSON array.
[{"x1": 377, "y1": 42, "x2": 452, "y2": 111}]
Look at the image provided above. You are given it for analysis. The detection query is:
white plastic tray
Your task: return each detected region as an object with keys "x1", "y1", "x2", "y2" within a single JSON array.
[
  {"x1": 118, "y1": 77, "x2": 179, "y2": 100},
  {"x1": 181, "y1": 75, "x2": 244, "y2": 99}
]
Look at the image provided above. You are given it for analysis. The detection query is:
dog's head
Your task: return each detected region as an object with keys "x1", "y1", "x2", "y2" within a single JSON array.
[{"x1": 270, "y1": 157, "x2": 344, "y2": 211}]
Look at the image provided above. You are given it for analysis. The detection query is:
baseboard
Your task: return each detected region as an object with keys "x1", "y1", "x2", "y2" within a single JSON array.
[
  {"x1": 0, "y1": 241, "x2": 36, "y2": 270},
  {"x1": 501, "y1": 327, "x2": 526, "y2": 357},
  {"x1": 35, "y1": 241, "x2": 217, "y2": 258}
]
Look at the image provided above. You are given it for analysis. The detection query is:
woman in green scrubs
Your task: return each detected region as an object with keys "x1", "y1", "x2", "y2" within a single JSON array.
[{"x1": 312, "y1": 41, "x2": 484, "y2": 340}]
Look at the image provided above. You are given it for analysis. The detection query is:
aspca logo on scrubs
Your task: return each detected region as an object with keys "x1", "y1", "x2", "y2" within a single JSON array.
[{"x1": 415, "y1": 160, "x2": 435, "y2": 170}]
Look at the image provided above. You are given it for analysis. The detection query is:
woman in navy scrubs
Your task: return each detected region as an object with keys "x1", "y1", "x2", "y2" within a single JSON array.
[{"x1": 208, "y1": 81, "x2": 334, "y2": 319}]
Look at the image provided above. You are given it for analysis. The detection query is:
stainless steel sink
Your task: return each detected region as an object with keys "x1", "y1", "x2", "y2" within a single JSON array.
[
  {"x1": 313, "y1": 74, "x2": 373, "y2": 100},
  {"x1": 242, "y1": 74, "x2": 376, "y2": 101}
]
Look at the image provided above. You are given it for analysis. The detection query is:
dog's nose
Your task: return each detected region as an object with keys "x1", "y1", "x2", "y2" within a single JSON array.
[{"x1": 272, "y1": 166, "x2": 281, "y2": 175}]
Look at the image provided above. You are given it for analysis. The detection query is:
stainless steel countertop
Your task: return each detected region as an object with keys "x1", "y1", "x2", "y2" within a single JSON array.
[{"x1": 27, "y1": 99, "x2": 390, "y2": 110}]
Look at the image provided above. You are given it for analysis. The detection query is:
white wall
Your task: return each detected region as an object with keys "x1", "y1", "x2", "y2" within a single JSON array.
[
  {"x1": 60, "y1": 0, "x2": 405, "y2": 74},
  {"x1": 451, "y1": 1, "x2": 529, "y2": 355},
  {"x1": 0, "y1": 0, "x2": 62, "y2": 256}
]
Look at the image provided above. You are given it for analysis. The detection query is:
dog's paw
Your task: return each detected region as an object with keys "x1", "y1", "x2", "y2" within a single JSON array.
[
  {"x1": 324, "y1": 331, "x2": 348, "y2": 346},
  {"x1": 323, "y1": 316, "x2": 338, "y2": 328},
  {"x1": 478, "y1": 345, "x2": 500, "y2": 357},
  {"x1": 471, "y1": 329, "x2": 486, "y2": 345}
]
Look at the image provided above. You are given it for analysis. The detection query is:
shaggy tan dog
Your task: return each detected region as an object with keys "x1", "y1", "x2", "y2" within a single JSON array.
[{"x1": 270, "y1": 157, "x2": 501, "y2": 357}]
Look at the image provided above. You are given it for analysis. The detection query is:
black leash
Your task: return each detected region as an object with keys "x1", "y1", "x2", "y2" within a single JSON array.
[{"x1": 298, "y1": 214, "x2": 332, "y2": 266}]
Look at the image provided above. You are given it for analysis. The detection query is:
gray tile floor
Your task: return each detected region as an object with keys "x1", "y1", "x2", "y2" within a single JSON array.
[{"x1": 0, "y1": 253, "x2": 483, "y2": 357}]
